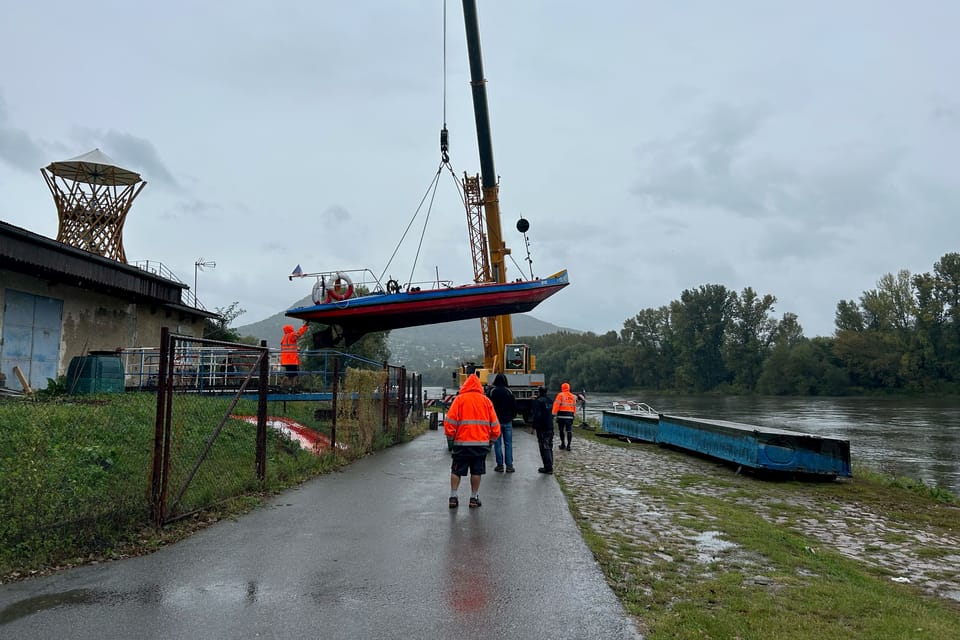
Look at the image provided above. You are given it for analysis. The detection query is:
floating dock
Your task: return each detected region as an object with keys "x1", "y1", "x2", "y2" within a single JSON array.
[{"x1": 602, "y1": 410, "x2": 852, "y2": 479}]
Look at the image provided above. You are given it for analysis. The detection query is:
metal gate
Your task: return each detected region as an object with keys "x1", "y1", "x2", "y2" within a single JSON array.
[{"x1": 150, "y1": 327, "x2": 269, "y2": 526}]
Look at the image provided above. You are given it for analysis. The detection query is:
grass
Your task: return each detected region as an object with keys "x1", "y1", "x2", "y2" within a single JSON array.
[
  {"x1": 0, "y1": 392, "x2": 425, "y2": 581},
  {"x1": 560, "y1": 424, "x2": 960, "y2": 640}
]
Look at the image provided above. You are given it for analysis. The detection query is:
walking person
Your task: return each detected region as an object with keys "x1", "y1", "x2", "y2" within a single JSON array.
[
  {"x1": 553, "y1": 381, "x2": 577, "y2": 450},
  {"x1": 531, "y1": 385, "x2": 554, "y2": 474},
  {"x1": 444, "y1": 373, "x2": 501, "y2": 508},
  {"x1": 279, "y1": 322, "x2": 309, "y2": 388},
  {"x1": 487, "y1": 373, "x2": 516, "y2": 473}
]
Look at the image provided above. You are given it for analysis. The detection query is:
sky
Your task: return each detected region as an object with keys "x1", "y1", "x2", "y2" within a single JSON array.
[{"x1": 2, "y1": 1, "x2": 958, "y2": 339}]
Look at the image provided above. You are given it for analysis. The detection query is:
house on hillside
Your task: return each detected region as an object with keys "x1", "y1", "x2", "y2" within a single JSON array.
[{"x1": 0, "y1": 219, "x2": 218, "y2": 392}]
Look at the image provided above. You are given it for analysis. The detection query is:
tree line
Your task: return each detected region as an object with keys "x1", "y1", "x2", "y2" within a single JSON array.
[{"x1": 522, "y1": 252, "x2": 960, "y2": 395}]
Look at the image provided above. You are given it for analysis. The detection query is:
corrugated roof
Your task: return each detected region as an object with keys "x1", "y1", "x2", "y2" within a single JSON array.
[{"x1": 0, "y1": 219, "x2": 218, "y2": 319}]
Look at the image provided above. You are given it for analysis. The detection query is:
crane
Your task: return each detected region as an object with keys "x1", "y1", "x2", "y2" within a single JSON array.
[{"x1": 453, "y1": 0, "x2": 553, "y2": 422}]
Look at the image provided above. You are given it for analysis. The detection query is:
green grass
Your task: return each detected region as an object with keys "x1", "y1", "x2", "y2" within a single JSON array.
[
  {"x1": 0, "y1": 393, "x2": 424, "y2": 579},
  {"x1": 561, "y1": 424, "x2": 960, "y2": 639}
]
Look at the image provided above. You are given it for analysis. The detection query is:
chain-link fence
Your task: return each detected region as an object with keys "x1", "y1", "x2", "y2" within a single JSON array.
[
  {"x1": 0, "y1": 395, "x2": 156, "y2": 570},
  {"x1": 0, "y1": 328, "x2": 426, "y2": 573},
  {"x1": 150, "y1": 328, "x2": 271, "y2": 525}
]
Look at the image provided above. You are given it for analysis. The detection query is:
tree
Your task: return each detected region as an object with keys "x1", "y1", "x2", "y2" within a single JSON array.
[
  {"x1": 670, "y1": 285, "x2": 731, "y2": 392},
  {"x1": 723, "y1": 287, "x2": 777, "y2": 391},
  {"x1": 203, "y1": 301, "x2": 246, "y2": 343},
  {"x1": 620, "y1": 306, "x2": 674, "y2": 390}
]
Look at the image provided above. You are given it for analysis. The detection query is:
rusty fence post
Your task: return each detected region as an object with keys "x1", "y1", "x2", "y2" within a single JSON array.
[{"x1": 256, "y1": 340, "x2": 268, "y2": 482}]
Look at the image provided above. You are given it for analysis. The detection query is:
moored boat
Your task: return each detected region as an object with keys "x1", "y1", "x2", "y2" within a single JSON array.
[{"x1": 602, "y1": 410, "x2": 852, "y2": 480}]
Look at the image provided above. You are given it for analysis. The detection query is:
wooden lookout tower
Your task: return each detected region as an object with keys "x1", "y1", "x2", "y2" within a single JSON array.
[{"x1": 42, "y1": 149, "x2": 146, "y2": 263}]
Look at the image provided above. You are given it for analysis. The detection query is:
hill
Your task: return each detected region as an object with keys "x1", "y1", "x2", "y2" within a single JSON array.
[{"x1": 234, "y1": 297, "x2": 575, "y2": 370}]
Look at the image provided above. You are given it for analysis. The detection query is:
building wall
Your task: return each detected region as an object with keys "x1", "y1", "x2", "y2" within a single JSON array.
[{"x1": 1, "y1": 269, "x2": 205, "y2": 383}]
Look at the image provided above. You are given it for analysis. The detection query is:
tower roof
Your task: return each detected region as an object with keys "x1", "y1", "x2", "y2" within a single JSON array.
[{"x1": 45, "y1": 148, "x2": 143, "y2": 186}]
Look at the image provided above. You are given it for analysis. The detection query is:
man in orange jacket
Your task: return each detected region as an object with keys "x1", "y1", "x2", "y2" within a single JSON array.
[
  {"x1": 444, "y1": 373, "x2": 501, "y2": 508},
  {"x1": 553, "y1": 381, "x2": 578, "y2": 451},
  {"x1": 279, "y1": 322, "x2": 309, "y2": 387}
]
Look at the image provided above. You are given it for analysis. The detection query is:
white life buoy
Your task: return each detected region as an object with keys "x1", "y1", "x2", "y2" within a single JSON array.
[{"x1": 324, "y1": 271, "x2": 354, "y2": 302}]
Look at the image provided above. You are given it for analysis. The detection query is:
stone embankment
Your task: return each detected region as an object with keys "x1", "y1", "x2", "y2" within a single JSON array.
[{"x1": 554, "y1": 433, "x2": 960, "y2": 604}]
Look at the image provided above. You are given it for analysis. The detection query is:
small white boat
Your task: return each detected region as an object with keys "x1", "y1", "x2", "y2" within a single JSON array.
[{"x1": 611, "y1": 400, "x2": 658, "y2": 414}]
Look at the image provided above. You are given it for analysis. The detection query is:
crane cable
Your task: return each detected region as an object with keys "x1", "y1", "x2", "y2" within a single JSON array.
[{"x1": 379, "y1": 1, "x2": 471, "y2": 289}]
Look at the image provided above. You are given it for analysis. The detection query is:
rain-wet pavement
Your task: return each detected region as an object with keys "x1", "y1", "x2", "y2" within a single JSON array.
[{"x1": 0, "y1": 430, "x2": 643, "y2": 639}]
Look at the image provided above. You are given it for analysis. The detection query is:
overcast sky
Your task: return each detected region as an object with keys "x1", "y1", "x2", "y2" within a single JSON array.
[{"x1": 2, "y1": 1, "x2": 958, "y2": 339}]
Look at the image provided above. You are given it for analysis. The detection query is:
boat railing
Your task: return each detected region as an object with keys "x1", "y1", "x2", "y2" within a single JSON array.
[
  {"x1": 612, "y1": 400, "x2": 659, "y2": 414},
  {"x1": 290, "y1": 267, "x2": 454, "y2": 296}
]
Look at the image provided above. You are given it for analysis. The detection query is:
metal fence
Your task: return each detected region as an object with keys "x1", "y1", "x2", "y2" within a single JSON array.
[
  {"x1": 150, "y1": 328, "x2": 270, "y2": 525},
  {"x1": 0, "y1": 329, "x2": 425, "y2": 572},
  {"x1": 119, "y1": 346, "x2": 355, "y2": 392}
]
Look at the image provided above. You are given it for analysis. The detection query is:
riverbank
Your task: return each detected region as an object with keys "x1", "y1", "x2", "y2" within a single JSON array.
[{"x1": 553, "y1": 424, "x2": 960, "y2": 637}]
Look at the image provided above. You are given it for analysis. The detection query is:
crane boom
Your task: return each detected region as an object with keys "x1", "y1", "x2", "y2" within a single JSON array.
[
  {"x1": 462, "y1": 0, "x2": 512, "y2": 368},
  {"x1": 455, "y1": 0, "x2": 546, "y2": 422}
]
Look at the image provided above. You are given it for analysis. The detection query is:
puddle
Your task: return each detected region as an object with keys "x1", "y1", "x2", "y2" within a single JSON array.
[{"x1": 694, "y1": 530, "x2": 737, "y2": 563}]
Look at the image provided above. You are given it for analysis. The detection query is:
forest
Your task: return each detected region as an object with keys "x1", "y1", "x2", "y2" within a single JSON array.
[{"x1": 411, "y1": 252, "x2": 960, "y2": 395}]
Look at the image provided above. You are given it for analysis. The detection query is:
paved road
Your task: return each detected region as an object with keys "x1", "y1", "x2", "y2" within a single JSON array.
[{"x1": 0, "y1": 429, "x2": 642, "y2": 639}]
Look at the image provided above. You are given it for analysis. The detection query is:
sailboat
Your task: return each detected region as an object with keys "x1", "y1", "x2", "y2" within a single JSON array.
[{"x1": 285, "y1": 269, "x2": 569, "y2": 341}]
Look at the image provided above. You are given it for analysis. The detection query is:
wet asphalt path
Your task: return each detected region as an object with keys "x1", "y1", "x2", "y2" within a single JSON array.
[{"x1": 0, "y1": 429, "x2": 641, "y2": 639}]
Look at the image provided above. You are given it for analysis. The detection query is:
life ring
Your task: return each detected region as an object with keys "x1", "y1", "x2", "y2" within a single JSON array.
[
  {"x1": 386, "y1": 279, "x2": 401, "y2": 294},
  {"x1": 324, "y1": 271, "x2": 354, "y2": 302}
]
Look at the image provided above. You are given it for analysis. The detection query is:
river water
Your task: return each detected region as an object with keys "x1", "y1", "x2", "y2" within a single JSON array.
[
  {"x1": 577, "y1": 393, "x2": 960, "y2": 495},
  {"x1": 424, "y1": 387, "x2": 960, "y2": 494}
]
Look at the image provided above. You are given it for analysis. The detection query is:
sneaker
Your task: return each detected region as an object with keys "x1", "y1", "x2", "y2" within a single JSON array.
[
  {"x1": 494, "y1": 465, "x2": 505, "y2": 472},
  {"x1": 537, "y1": 467, "x2": 553, "y2": 474},
  {"x1": 558, "y1": 444, "x2": 566, "y2": 450},
  {"x1": 469, "y1": 496, "x2": 482, "y2": 508},
  {"x1": 449, "y1": 496, "x2": 459, "y2": 509},
  {"x1": 506, "y1": 465, "x2": 515, "y2": 473}
]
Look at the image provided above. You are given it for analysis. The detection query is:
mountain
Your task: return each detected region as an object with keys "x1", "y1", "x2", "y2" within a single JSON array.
[{"x1": 234, "y1": 297, "x2": 575, "y2": 370}]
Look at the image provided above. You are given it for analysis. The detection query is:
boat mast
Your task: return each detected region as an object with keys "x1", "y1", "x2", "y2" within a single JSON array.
[{"x1": 462, "y1": 0, "x2": 513, "y2": 370}]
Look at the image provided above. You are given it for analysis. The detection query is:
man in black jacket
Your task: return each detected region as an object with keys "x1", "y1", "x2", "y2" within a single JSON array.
[
  {"x1": 488, "y1": 373, "x2": 516, "y2": 472},
  {"x1": 530, "y1": 385, "x2": 554, "y2": 474}
]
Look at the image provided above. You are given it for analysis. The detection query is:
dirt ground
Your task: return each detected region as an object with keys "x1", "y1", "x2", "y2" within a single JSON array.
[{"x1": 554, "y1": 433, "x2": 960, "y2": 604}]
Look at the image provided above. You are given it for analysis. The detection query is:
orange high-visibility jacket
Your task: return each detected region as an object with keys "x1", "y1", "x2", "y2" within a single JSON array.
[
  {"x1": 280, "y1": 324, "x2": 308, "y2": 365},
  {"x1": 552, "y1": 382, "x2": 577, "y2": 419},
  {"x1": 444, "y1": 374, "x2": 501, "y2": 447}
]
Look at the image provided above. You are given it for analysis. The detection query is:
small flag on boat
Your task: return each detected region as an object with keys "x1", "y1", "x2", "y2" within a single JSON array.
[{"x1": 291, "y1": 264, "x2": 303, "y2": 277}]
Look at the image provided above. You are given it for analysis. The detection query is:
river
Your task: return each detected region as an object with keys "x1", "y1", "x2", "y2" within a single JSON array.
[
  {"x1": 580, "y1": 393, "x2": 960, "y2": 495},
  {"x1": 426, "y1": 386, "x2": 960, "y2": 494}
]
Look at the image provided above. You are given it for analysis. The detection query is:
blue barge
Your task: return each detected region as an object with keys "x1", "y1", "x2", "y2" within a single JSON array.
[{"x1": 602, "y1": 410, "x2": 852, "y2": 479}]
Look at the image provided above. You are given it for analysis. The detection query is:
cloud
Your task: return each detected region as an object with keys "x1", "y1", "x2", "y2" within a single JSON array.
[
  {"x1": 0, "y1": 92, "x2": 46, "y2": 172},
  {"x1": 71, "y1": 127, "x2": 179, "y2": 188}
]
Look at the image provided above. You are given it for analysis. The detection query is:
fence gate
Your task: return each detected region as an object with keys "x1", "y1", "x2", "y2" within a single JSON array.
[{"x1": 150, "y1": 327, "x2": 269, "y2": 526}]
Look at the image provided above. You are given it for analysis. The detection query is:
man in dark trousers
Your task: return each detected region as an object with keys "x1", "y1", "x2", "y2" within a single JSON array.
[
  {"x1": 553, "y1": 381, "x2": 578, "y2": 450},
  {"x1": 488, "y1": 373, "x2": 517, "y2": 472},
  {"x1": 530, "y1": 385, "x2": 554, "y2": 474}
]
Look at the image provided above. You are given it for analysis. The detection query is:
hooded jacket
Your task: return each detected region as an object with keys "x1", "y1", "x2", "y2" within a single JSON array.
[
  {"x1": 487, "y1": 373, "x2": 516, "y2": 425},
  {"x1": 552, "y1": 382, "x2": 577, "y2": 420},
  {"x1": 444, "y1": 374, "x2": 501, "y2": 447},
  {"x1": 280, "y1": 323, "x2": 309, "y2": 365}
]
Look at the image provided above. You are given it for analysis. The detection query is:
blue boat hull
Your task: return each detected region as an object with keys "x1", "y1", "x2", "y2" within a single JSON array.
[{"x1": 602, "y1": 411, "x2": 852, "y2": 479}]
